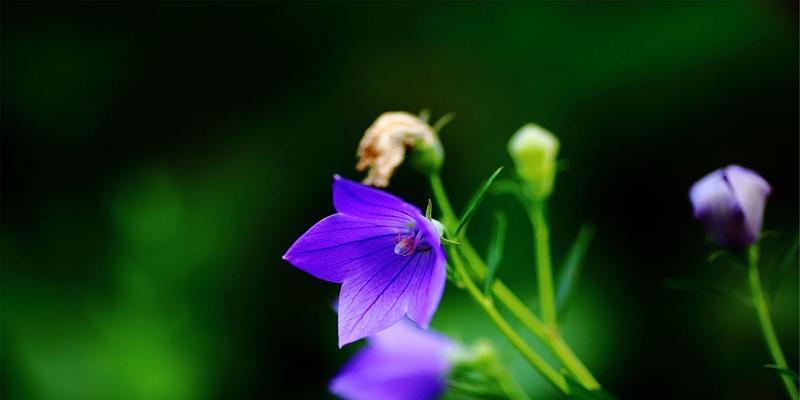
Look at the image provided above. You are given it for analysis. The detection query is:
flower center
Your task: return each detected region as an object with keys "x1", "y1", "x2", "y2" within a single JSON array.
[{"x1": 393, "y1": 222, "x2": 430, "y2": 256}]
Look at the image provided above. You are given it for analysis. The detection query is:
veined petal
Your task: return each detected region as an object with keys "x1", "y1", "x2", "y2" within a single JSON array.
[
  {"x1": 284, "y1": 175, "x2": 449, "y2": 348},
  {"x1": 407, "y1": 215, "x2": 447, "y2": 328},
  {"x1": 338, "y1": 250, "x2": 438, "y2": 347},
  {"x1": 333, "y1": 175, "x2": 420, "y2": 223},
  {"x1": 407, "y1": 254, "x2": 446, "y2": 329},
  {"x1": 283, "y1": 214, "x2": 401, "y2": 283}
]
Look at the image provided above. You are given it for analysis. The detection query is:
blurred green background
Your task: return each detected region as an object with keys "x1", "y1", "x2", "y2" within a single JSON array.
[{"x1": 2, "y1": 2, "x2": 797, "y2": 399}]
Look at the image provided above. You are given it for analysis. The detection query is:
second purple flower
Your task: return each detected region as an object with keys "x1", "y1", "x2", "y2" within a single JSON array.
[{"x1": 283, "y1": 175, "x2": 447, "y2": 347}]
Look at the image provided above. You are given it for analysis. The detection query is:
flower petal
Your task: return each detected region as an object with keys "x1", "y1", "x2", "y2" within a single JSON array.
[
  {"x1": 329, "y1": 348, "x2": 447, "y2": 400},
  {"x1": 337, "y1": 250, "x2": 437, "y2": 347},
  {"x1": 370, "y1": 318, "x2": 454, "y2": 357},
  {"x1": 330, "y1": 319, "x2": 453, "y2": 400},
  {"x1": 333, "y1": 175, "x2": 420, "y2": 223},
  {"x1": 283, "y1": 214, "x2": 401, "y2": 283},
  {"x1": 407, "y1": 215, "x2": 447, "y2": 328},
  {"x1": 690, "y1": 165, "x2": 771, "y2": 248},
  {"x1": 407, "y1": 252, "x2": 446, "y2": 329},
  {"x1": 690, "y1": 169, "x2": 741, "y2": 243},
  {"x1": 725, "y1": 165, "x2": 771, "y2": 244}
]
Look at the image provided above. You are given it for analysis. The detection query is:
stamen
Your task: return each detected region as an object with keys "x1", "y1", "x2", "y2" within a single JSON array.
[
  {"x1": 393, "y1": 221, "x2": 431, "y2": 256},
  {"x1": 394, "y1": 236, "x2": 417, "y2": 256}
]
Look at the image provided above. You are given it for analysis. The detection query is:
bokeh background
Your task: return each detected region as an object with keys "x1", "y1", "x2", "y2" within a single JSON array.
[{"x1": 2, "y1": 2, "x2": 798, "y2": 399}]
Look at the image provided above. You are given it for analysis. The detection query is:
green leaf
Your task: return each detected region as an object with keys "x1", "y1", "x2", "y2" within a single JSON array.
[
  {"x1": 767, "y1": 233, "x2": 799, "y2": 302},
  {"x1": 764, "y1": 364, "x2": 800, "y2": 382},
  {"x1": 484, "y1": 211, "x2": 508, "y2": 296},
  {"x1": 455, "y1": 167, "x2": 504, "y2": 236},
  {"x1": 556, "y1": 224, "x2": 594, "y2": 319},
  {"x1": 489, "y1": 177, "x2": 529, "y2": 210},
  {"x1": 442, "y1": 237, "x2": 463, "y2": 246},
  {"x1": 663, "y1": 278, "x2": 751, "y2": 307},
  {"x1": 564, "y1": 374, "x2": 617, "y2": 400}
]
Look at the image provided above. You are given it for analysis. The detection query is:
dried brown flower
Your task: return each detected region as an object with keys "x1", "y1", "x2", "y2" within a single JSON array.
[{"x1": 356, "y1": 112, "x2": 436, "y2": 187}]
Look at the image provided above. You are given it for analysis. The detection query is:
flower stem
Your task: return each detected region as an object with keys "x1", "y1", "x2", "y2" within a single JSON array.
[
  {"x1": 429, "y1": 173, "x2": 457, "y2": 225},
  {"x1": 428, "y1": 173, "x2": 600, "y2": 390},
  {"x1": 450, "y1": 250, "x2": 569, "y2": 394},
  {"x1": 747, "y1": 245, "x2": 799, "y2": 400},
  {"x1": 531, "y1": 200, "x2": 557, "y2": 328},
  {"x1": 461, "y1": 243, "x2": 600, "y2": 390}
]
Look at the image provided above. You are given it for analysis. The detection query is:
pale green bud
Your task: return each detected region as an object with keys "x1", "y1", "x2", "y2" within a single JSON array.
[{"x1": 507, "y1": 123, "x2": 560, "y2": 199}]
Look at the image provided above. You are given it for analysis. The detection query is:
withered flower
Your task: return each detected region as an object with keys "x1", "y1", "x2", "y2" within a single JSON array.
[{"x1": 357, "y1": 112, "x2": 438, "y2": 187}]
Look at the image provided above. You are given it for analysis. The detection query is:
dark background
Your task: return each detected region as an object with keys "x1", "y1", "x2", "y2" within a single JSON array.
[{"x1": 2, "y1": 2, "x2": 798, "y2": 399}]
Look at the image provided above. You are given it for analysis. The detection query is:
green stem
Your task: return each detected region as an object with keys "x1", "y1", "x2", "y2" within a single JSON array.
[
  {"x1": 428, "y1": 173, "x2": 600, "y2": 390},
  {"x1": 462, "y1": 244, "x2": 600, "y2": 390},
  {"x1": 450, "y1": 250, "x2": 569, "y2": 394},
  {"x1": 495, "y1": 366, "x2": 531, "y2": 400},
  {"x1": 429, "y1": 173, "x2": 457, "y2": 225},
  {"x1": 531, "y1": 200, "x2": 557, "y2": 328},
  {"x1": 747, "y1": 245, "x2": 799, "y2": 400}
]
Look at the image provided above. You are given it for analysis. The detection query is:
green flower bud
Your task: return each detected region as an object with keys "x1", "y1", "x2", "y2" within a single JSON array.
[
  {"x1": 507, "y1": 123, "x2": 560, "y2": 200},
  {"x1": 409, "y1": 136, "x2": 444, "y2": 176}
]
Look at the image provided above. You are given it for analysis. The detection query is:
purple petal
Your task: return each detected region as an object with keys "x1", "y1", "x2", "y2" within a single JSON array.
[
  {"x1": 406, "y1": 216, "x2": 447, "y2": 328},
  {"x1": 284, "y1": 175, "x2": 448, "y2": 347},
  {"x1": 689, "y1": 165, "x2": 770, "y2": 248},
  {"x1": 330, "y1": 319, "x2": 454, "y2": 400},
  {"x1": 338, "y1": 250, "x2": 438, "y2": 347},
  {"x1": 283, "y1": 214, "x2": 402, "y2": 283},
  {"x1": 333, "y1": 175, "x2": 421, "y2": 223},
  {"x1": 725, "y1": 165, "x2": 771, "y2": 244},
  {"x1": 369, "y1": 318, "x2": 454, "y2": 358}
]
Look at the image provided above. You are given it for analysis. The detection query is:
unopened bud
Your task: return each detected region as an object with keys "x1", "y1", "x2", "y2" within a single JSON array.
[{"x1": 508, "y1": 124, "x2": 560, "y2": 199}]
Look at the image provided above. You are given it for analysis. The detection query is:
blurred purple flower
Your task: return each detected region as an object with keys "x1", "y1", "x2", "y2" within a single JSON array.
[
  {"x1": 283, "y1": 175, "x2": 446, "y2": 347},
  {"x1": 329, "y1": 318, "x2": 455, "y2": 400},
  {"x1": 690, "y1": 165, "x2": 771, "y2": 248}
]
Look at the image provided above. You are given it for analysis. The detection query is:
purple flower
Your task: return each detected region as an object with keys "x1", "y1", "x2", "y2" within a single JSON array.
[
  {"x1": 283, "y1": 175, "x2": 447, "y2": 347},
  {"x1": 329, "y1": 318, "x2": 456, "y2": 400},
  {"x1": 690, "y1": 165, "x2": 771, "y2": 248}
]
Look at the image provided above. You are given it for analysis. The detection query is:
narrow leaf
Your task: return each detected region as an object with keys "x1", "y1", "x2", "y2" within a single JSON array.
[
  {"x1": 433, "y1": 112, "x2": 456, "y2": 133},
  {"x1": 556, "y1": 224, "x2": 595, "y2": 319},
  {"x1": 442, "y1": 237, "x2": 463, "y2": 246},
  {"x1": 663, "y1": 278, "x2": 751, "y2": 307},
  {"x1": 484, "y1": 211, "x2": 508, "y2": 295},
  {"x1": 764, "y1": 364, "x2": 800, "y2": 382},
  {"x1": 455, "y1": 167, "x2": 504, "y2": 236},
  {"x1": 767, "y1": 233, "x2": 799, "y2": 302},
  {"x1": 489, "y1": 177, "x2": 530, "y2": 212}
]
